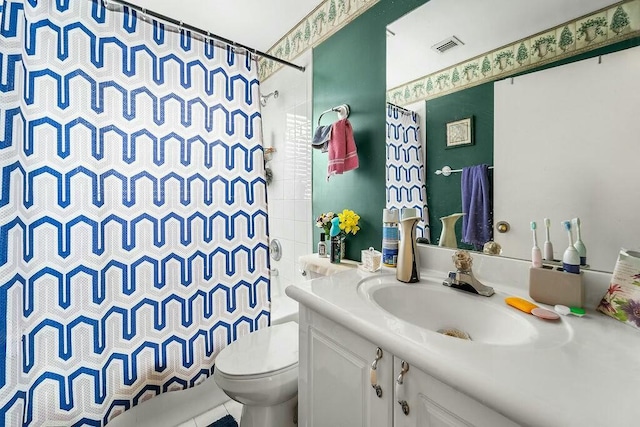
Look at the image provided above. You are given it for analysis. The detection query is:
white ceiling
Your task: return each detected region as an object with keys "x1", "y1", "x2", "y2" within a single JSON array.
[
  {"x1": 387, "y1": 0, "x2": 620, "y2": 88},
  {"x1": 125, "y1": 0, "x2": 324, "y2": 52}
]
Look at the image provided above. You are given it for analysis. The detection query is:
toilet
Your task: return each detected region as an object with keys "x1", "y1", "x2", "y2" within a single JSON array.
[
  {"x1": 213, "y1": 255, "x2": 357, "y2": 427},
  {"x1": 214, "y1": 321, "x2": 299, "y2": 427}
]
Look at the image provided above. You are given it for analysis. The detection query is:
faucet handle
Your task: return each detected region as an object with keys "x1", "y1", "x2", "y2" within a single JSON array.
[{"x1": 452, "y1": 250, "x2": 473, "y2": 271}]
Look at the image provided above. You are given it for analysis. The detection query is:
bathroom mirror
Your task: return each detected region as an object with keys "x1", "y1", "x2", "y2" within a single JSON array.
[{"x1": 386, "y1": 0, "x2": 640, "y2": 273}]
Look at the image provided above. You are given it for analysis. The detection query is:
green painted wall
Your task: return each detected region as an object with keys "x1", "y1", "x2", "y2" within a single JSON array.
[
  {"x1": 312, "y1": 0, "x2": 429, "y2": 261},
  {"x1": 425, "y1": 83, "x2": 494, "y2": 249}
]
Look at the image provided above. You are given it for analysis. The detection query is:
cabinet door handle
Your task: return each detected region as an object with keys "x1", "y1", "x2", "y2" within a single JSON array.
[
  {"x1": 369, "y1": 347, "x2": 383, "y2": 398},
  {"x1": 396, "y1": 360, "x2": 410, "y2": 416}
]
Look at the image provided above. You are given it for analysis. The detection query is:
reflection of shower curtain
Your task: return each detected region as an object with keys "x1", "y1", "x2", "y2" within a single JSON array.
[
  {"x1": 0, "y1": 1, "x2": 269, "y2": 425},
  {"x1": 385, "y1": 103, "x2": 429, "y2": 239}
]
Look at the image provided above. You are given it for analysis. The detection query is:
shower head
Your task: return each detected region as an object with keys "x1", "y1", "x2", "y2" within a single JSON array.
[{"x1": 260, "y1": 90, "x2": 279, "y2": 107}]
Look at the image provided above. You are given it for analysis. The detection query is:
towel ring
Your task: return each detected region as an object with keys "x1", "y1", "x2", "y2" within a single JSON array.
[{"x1": 317, "y1": 104, "x2": 350, "y2": 126}]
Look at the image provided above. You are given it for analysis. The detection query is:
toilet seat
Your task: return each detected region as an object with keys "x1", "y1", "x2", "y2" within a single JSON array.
[{"x1": 215, "y1": 321, "x2": 298, "y2": 380}]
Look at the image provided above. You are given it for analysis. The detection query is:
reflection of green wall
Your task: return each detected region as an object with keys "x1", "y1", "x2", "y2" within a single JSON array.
[
  {"x1": 424, "y1": 37, "x2": 639, "y2": 248},
  {"x1": 425, "y1": 83, "x2": 494, "y2": 249},
  {"x1": 312, "y1": 0, "x2": 429, "y2": 261}
]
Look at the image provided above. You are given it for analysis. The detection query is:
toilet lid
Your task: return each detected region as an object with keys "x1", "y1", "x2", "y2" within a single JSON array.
[{"x1": 215, "y1": 321, "x2": 298, "y2": 377}]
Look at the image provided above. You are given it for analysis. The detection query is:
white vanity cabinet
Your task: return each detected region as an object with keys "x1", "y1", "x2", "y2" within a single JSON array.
[
  {"x1": 298, "y1": 306, "x2": 394, "y2": 427},
  {"x1": 298, "y1": 306, "x2": 518, "y2": 427},
  {"x1": 392, "y1": 358, "x2": 518, "y2": 427}
]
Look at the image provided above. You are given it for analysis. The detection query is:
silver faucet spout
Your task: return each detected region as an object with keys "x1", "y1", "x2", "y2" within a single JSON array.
[
  {"x1": 442, "y1": 250, "x2": 494, "y2": 297},
  {"x1": 443, "y1": 271, "x2": 494, "y2": 297}
]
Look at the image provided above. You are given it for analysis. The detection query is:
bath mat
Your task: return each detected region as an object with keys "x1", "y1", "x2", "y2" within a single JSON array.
[{"x1": 207, "y1": 414, "x2": 238, "y2": 427}]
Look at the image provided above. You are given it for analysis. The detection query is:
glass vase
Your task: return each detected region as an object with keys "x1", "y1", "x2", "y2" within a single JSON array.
[{"x1": 329, "y1": 235, "x2": 346, "y2": 264}]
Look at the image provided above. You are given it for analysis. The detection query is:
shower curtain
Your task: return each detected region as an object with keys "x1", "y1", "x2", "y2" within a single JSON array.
[
  {"x1": 385, "y1": 103, "x2": 429, "y2": 239},
  {"x1": 0, "y1": 1, "x2": 270, "y2": 425}
]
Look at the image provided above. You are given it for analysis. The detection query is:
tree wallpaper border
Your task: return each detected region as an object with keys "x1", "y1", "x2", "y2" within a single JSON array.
[
  {"x1": 387, "y1": 0, "x2": 640, "y2": 106},
  {"x1": 258, "y1": 0, "x2": 380, "y2": 81}
]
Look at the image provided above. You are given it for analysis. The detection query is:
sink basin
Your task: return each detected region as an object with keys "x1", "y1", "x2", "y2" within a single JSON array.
[{"x1": 358, "y1": 275, "x2": 570, "y2": 347}]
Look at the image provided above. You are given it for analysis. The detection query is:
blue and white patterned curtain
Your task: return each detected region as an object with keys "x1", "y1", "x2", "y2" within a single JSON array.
[
  {"x1": 0, "y1": 1, "x2": 270, "y2": 425},
  {"x1": 385, "y1": 103, "x2": 429, "y2": 239}
]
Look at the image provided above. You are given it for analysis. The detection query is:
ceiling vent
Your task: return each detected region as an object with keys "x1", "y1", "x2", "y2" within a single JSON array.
[{"x1": 431, "y1": 36, "x2": 464, "y2": 54}]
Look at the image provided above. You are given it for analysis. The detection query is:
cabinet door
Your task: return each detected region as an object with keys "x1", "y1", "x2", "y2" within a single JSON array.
[
  {"x1": 298, "y1": 307, "x2": 393, "y2": 427},
  {"x1": 393, "y1": 357, "x2": 519, "y2": 427}
]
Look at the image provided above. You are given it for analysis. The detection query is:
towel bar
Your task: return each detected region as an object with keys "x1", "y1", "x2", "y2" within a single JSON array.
[
  {"x1": 435, "y1": 165, "x2": 494, "y2": 177},
  {"x1": 317, "y1": 104, "x2": 350, "y2": 126}
]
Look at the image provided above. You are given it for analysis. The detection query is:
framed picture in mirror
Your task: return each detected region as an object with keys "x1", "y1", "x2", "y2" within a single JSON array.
[{"x1": 446, "y1": 117, "x2": 473, "y2": 148}]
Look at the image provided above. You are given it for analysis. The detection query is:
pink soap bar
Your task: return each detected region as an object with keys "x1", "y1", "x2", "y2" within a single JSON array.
[{"x1": 531, "y1": 307, "x2": 560, "y2": 320}]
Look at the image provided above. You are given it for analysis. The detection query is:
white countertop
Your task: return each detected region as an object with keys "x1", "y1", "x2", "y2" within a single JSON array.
[
  {"x1": 298, "y1": 253, "x2": 359, "y2": 276},
  {"x1": 286, "y1": 251, "x2": 640, "y2": 426}
]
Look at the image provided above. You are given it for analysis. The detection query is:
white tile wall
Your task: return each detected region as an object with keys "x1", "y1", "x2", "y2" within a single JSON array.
[
  {"x1": 294, "y1": 200, "x2": 310, "y2": 222},
  {"x1": 261, "y1": 50, "x2": 314, "y2": 291}
]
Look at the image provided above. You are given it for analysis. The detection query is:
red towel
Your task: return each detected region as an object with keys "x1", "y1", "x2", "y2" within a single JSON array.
[{"x1": 327, "y1": 118, "x2": 359, "y2": 180}]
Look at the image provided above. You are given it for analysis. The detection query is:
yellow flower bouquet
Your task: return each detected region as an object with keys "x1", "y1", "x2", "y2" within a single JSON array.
[
  {"x1": 315, "y1": 209, "x2": 361, "y2": 237},
  {"x1": 337, "y1": 209, "x2": 360, "y2": 236}
]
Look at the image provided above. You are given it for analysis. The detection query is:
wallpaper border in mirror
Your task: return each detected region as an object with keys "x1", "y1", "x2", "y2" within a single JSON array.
[
  {"x1": 257, "y1": 0, "x2": 381, "y2": 81},
  {"x1": 387, "y1": 0, "x2": 640, "y2": 106}
]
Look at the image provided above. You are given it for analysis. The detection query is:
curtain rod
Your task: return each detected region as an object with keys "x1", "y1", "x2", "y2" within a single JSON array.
[
  {"x1": 387, "y1": 102, "x2": 412, "y2": 114},
  {"x1": 105, "y1": 0, "x2": 306, "y2": 73}
]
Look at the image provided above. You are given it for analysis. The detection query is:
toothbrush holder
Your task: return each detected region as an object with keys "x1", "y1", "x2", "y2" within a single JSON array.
[{"x1": 529, "y1": 266, "x2": 584, "y2": 308}]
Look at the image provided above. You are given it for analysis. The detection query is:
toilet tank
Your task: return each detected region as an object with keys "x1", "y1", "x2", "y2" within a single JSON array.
[
  {"x1": 298, "y1": 254, "x2": 359, "y2": 280},
  {"x1": 304, "y1": 269, "x2": 325, "y2": 280},
  {"x1": 271, "y1": 261, "x2": 324, "y2": 324},
  {"x1": 271, "y1": 255, "x2": 359, "y2": 326},
  {"x1": 270, "y1": 263, "x2": 311, "y2": 326}
]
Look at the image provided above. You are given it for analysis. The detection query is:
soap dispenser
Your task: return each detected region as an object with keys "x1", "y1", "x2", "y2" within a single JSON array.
[{"x1": 397, "y1": 216, "x2": 421, "y2": 283}]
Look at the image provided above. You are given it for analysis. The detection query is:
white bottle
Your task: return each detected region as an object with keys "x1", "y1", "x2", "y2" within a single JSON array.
[
  {"x1": 382, "y1": 209, "x2": 399, "y2": 267},
  {"x1": 318, "y1": 233, "x2": 327, "y2": 258}
]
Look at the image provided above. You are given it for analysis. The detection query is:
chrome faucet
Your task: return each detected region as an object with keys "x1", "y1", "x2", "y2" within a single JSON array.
[{"x1": 442, "y1": 250, "x2": 494, "y2": 297}]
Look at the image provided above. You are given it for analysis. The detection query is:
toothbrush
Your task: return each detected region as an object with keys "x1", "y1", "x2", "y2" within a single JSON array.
[
  {"x1": 530, "y1": 221, "x2": 542, "y2": 268},
  {"x1": 572, "y1": 217, "x2": 587, "y2": 266},
  {"x1": 554, "y1": 305, "x2": 586, "y2": 317},
  {"x1": 561, "y1": 220, "x2": 580, "y2": 274},
  {"x1": 543, "y1": 218, "x2": 554, "y2": 261}
]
